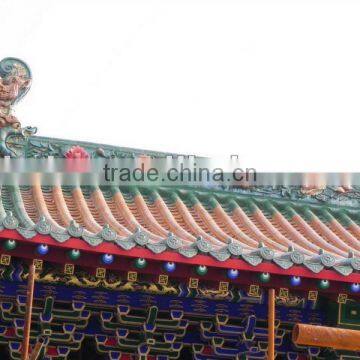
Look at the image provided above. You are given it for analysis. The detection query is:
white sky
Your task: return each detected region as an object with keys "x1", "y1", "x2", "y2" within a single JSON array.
[{"x1": 1, "y1": 0, "x2": 360, "y2": 171}]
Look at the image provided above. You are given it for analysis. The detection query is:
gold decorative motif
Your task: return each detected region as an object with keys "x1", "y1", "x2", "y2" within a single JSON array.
[
  {"x1": 198, "y1": 287, "x2": 230, "y2": 300},
  {"x1": 308, "y1": 290, "x2": 318, "y2": 301},
  {"x1": 189, "y1": 278, "x2": 199, "y2": 289},
  {"x1": 103, "y1": 274, "x2": 122, "y2": 289},
  {"x1": 276, "y1": 294, "x2": 305, "y2": 307},
  {"x1": 279, "y1": 288, "x2": 289, "y2": 300},
  {"x1": 33, "y1": 259, "x2": 43, "y2": 271},
  {"x1": 248, "y1": 284, "x2": 260, "y2": 297},
  {"x1": 158, "y1": 274, "x2": 168, "y2": 286},
  {"x1": 130, "y1": 283, "x2": 177, "y2": 295},
  {"x1": 219, "y1": 281, "x2": 229, "y2": 292},
  {"x1": 127, "y1": 271, "x2": 138, "y2": 282},
  {"x1": 96, "y1": 267, "x2": 106, "y2": 279},
  {"x1": 2, "y1": 265, "x2": 181, "y2": 296},
  {"x1": 0, "y1": 254, "x2": 11, "y2": 266},
  {"x1": 338, "y1": 293, "x2": 348, "y2": 304},
  {"x1": 64, "y1": 264, "x2": 75, "y2": 276}
]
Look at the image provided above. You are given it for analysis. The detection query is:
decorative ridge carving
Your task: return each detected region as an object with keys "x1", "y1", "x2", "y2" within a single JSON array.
[
  {"x1": 0, "y1": 58, "x2": 36, "y2": 157},
  {"x1": 0, "y1": 208, "x2": 351, "y2": 275}
]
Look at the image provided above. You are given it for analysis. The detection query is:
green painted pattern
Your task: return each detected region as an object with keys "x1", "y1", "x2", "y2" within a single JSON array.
[
  {"x1": 261, "y1": 200, "x2": 277, "y2": 217},
  {"x1": 346, "y1": 209, "x2": 360, "y2": 224},
  {"x1": 9, "y1": 186, "x2": 34, "y2": 228},
  {"x1": 318, "y1": 208, "x2": 335, "y2": 224},
  {"x1": 227, "y1": 199, "x2": 238, "y2": 213},
  {"x1": 284, "y1": 205, "x2": 297, "y2": 220},
  {"x1": 301, "y1": 208, "x2": 315, "y2": 222},
  {"x1": 207, "y1": 197, "x2": 219, "y2": 210},
  {"x1": 186, "y1": 193, "x2": 199, "y2": 207},
  {"x1": 337, "y1": 211, "x2": 353, "y2": 228},
  {"x1": 128, "y1": 186, "x2": 141, "y2": 197},
  {"x1": 246, "y1": 200, "x2": 259, "y2": 215}
]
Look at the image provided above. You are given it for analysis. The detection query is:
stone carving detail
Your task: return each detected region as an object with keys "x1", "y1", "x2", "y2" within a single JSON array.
[
  {"x1": 319, "y1": 251, "x2": 336, "y2": 268},
  {"x1": 131, "y1": 227, "x2": 149, "y2": 246},
  {"x1": 242, "y1": 253, "x2": 262, "y2": 266},
  {"x1": 82, "y1": 232, "x2": 102, "y2": 247},
  {"x1": 67, "y1": 220, "x2": 84, "y2": 238},
  {"x1": 273, "y1": 256, "x2": 293, "y2": 270},
  {"x1": 17, "y1": 227, "x2": 37, "y2": 239},
  {"x1": 3, "y1": 211, "x2": 19, "y2": 229},
  {"x1": 227, "y1": 239, "x2": 243, "y2": 256},
  {"x1": 350, "y1": 256, "x2": 360, "y2": 271},
  {"x1": 178, "y1": 246, "x2": 198, "y2": 258},
  {"x1": 290, "y1": 250, "x2": 305, "y2": 264},
  {"x1": 0, "y1": 58, "x2": 31, "y2": 129},
  {"x1": 210, "y1": 247, "x2": 231, "y2": 261},
  {"x1": 166, "y1": 232, "x2": 183, "y2": 249},
  {"x1": 99, "y1": 224, "x2": 117, "y2": 242},
  {"x1": 258, "y1": 245, "x2": 274, "y2": 261},
  {"x1": 196, "y1": 236, "x2": 213, "y2": 253},
  {"x1": 333, "y1": 265, "x2": 353, "y2": 276},
  {"x1": 146, "y1": 242, "x2": 167, "y2": 254},
  {"x1": 115, "y1": 237, "x2": 136, "y2": 250},
  {"x1": 35, "y1": 215, "x2": 51, "y2": 235},
  {"x1": 334, "y1": 252, "x2": 360, "y2": 273},
  {"x1": 273, "y1": 247, "x2": 305, "y2": 270},
  {"x1": 50, "y1": 230, "x2": 70, "y2": 243},
  {"x1": 0, "y1": 58, "x2": 36, "y2": 157},
  {"x1": 303, "y1": 261, "x2": 324, "y2": 273}
]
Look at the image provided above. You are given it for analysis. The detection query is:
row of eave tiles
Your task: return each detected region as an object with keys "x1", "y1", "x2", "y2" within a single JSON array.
[{"x1": 1, "y1": 185, "x2": 360, "y2": 259}]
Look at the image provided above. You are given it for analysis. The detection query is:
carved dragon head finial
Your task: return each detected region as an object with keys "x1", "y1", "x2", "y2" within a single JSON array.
[
  {"x1": 0, "y1": 58, "x2": 36, "y2": 157},
  {"x1": 0, "y1": 58, "x2": 32, "y2": 104}
]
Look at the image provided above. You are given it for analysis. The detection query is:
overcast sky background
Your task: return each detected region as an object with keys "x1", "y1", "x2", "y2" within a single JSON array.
[{"x1": 1, "y1": 0, "x2": 359, "y2": 171}]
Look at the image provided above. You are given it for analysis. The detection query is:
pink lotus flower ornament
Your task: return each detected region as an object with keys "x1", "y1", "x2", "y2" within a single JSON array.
[
  {"x1": 65, "y1": 146, "x2": 89, "y2": 159},
  {"x1": 65, "y1": 146, "x2": 90, "y2": 172}
]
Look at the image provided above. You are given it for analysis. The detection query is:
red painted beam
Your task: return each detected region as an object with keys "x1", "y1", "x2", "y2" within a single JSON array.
[
  {"x1": 0, "y1": 229, "x2": 359, "y2": 284},
  {"x1": 0, "y1": 243, "x2": 357, "y2": 296}
]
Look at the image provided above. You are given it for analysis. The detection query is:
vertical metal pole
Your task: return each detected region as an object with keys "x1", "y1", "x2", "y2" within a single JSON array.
[
  {"x1": 268, "y1": 288, "x2": 275, "y2": 360},
  {"x1": 22, "y1": 262, "x2": 35, "y2": 360},
  {"x1": 29, "y1": 336, "x2": 46, "y2": 360}
]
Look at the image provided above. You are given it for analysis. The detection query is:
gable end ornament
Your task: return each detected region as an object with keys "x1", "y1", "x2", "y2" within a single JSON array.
[{"x1": 0, "y1": 58, "x2": 37, "y2": 157}]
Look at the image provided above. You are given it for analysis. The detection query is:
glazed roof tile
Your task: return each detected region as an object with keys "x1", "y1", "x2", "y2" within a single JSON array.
[{"x1": 1, "y1": 183, "x2": 360, "y2": 275}]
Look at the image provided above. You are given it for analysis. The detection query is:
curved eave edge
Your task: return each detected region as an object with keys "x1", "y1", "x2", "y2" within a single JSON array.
[{"x1": 0, "y1": 212, "x2": 359, "y2": 278}]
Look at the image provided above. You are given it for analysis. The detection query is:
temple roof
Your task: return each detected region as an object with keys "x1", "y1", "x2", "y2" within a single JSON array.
[
  {"x1": 1, "y1": 183, "x2": 360, "y2": 276},
  {"x1": 1, "y1": 57, "x2": 360, "y2": 279}
]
